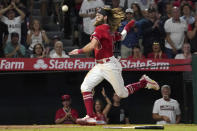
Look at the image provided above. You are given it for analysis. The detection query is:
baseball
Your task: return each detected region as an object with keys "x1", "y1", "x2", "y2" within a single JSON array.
[{"x1": 62, "y1": 5, "x2": 68, "y2": 12}]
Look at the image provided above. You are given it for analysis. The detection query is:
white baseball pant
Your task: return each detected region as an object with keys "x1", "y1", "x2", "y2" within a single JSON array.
[{"x1": 81, "y1": 56, "x2": 129, "y2": 98}]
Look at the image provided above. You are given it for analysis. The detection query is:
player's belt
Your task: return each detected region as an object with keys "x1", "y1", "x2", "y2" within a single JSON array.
[{"x1": 96, "y1": 58, "x2": 110, "y2": 64}]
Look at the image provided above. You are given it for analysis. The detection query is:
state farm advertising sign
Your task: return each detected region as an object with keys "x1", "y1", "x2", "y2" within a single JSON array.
[{"x1": 0, "y1": 58, "x2": 192, "y2": 71}]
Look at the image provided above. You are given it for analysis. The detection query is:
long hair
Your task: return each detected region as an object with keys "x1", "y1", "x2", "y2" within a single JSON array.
[
  {"x1": 93, "y1": 99, "x2": 104, "y2": 113},
  {"x1": 131, "y1": 3, "x2": 143, "y2": 19},
  {"x1": 104, "y1": 7, "x2": 125, "y2": 32},
  {"x1": 30, "y1": 19, "x2": 42, "y2": 31}
]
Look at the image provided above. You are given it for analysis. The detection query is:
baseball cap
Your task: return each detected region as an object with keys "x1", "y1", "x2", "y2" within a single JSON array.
[
  {"x1": 125, "y1": 8, "x2": 133, "y2": 13},
  {"x1": 61, "y1": 94, "x2": 71, "y2": 101}
]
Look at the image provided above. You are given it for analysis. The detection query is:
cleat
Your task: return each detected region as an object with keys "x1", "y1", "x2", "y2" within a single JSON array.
[
  {"x1": 140, "y1": 75, "x2": 160, "y2": 90},
  {"x1": 76, "y1": 115, "x2": 97, "y2": 125}
]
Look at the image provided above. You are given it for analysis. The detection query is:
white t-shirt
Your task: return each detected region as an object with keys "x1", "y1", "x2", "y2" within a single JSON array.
[
  {"x1": 79, "y1": 0, "x2": 104, "y2": 35},
  {"x1": 27, "y1": 30, "x2": 44, "y2": 51},
  {"x1": 175, "y1": 54, "x2": 185, "y2": 59},
  {"x1": 1, "y1": 16, "x2": 23, "y2": 42},
  {"x1": 152, "y1": 98, "x2": 181, "y2": 124},
  {"x1": 164, "y1": 18, "x2": 187, "y2": 50},
  {"x1": 49, "y1": 50, "x2": 70, "y2": 58}
]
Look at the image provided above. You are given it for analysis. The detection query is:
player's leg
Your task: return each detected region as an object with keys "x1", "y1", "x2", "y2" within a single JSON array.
[
  {"x1": 102, "y1": 58, "x2": 159, "y2": 98},
  {"x1": 100, "y1": 57, "x2": 130, "y2": 98},
  {"x1": 103, "y1": 68, "x2": 159, "y2": 97},
  {"x1": 126, "y1": 75, "x2": 160, "y2": 94},
  {"x1": 77, "y1": 65, "x2": 104, "y2": 125},
  {"x1": 102, "y1": 64, "x2": 147, "y2": 98},
  {"x1": 102, "y1": 64, "x2": 128, "y2": 98}
]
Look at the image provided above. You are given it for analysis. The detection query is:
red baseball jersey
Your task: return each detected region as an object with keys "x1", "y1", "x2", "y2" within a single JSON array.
[
  {"x1": 95, "y1": 113, "x2": 106, "y2": 122},
  {"x1": 55, "y1": 108, "x2": 78, "y2": 124},
  {"x1": 147, "y1": 52, "x2": 168, "y2": 59},
  {"x1": 91, "y1": 24, "x2": 121, "y2": 60}
]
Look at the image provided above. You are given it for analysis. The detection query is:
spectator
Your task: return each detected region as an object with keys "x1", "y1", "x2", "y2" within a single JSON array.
[
  {"x1": 4, "y1": 32, "x2": 26, "y2": 58},
  {"x1": 159, "y1": 2, "x2": 173, "y2": 46},
  {"x1": 12, "y1": 0, "x2": 30, "y2": 47},
  {"x1": 26, "y1": 19, "x2": 49, "y2": 52},
  {"x1": 107, "y1": 92, "x2": 130, "y2": 124},
  {"x1": 79, "y1": 0, "x2": 104, "y2": 46},
  {"x1": 0, "y1": 20, "x2": 9, "y2": 57},
  {"x1": 157, "y1": 0, "x2": 171, "y2": 16},
  {"x1": 175, "y1": 42, "x2": 192, "y2": 59},
  {"x1": 180, "y1": 3, "x2": 195, "y2": 25},
  {"x1": 49, "y1": 41, "x2": 70, "y2": 58},
  {"x1": 141, "y1": 7, "x2": 164, "y2": 57},
  {"x1": 53, "y1": 0, "x2": 62, "y2": 25},
  {"x1": 131, "y1": 2, "x2": 144, "y2": 21},
  {"x1": 48, "y1": 35, "x2": 60, "y2": 56},
  {"x1": 94, "y1": 88, "x2": 112, "y2": 124},
  {"x1": 187, "y1": 14, "x2": 197, "y2": 54},
  {"x1": 0, "y1": 2, "x2": 25, "y2": 43},
  {"x1": 147, "y1": 42, "x2": 168, "y2": 59},
  {"x1": 51, "y1": 35, "x2": 60, "y2": 47},
  {"x1": 164, "y1": 6, "x2": 187, "y2": 58},
  {"x1": 152, "y1": 85, "x2": 181, "y2": 124},
  {"x1": 30, "y1": 43, "x2": 46, "y2": 58},
  {"x1": 57, "y1": 0, "x2": 74, "y2": 39},
  {"x1": 55, "y1": 94, "x2": 79, "y2": 124},
  {"x1": 130, "y1": 3, "x2": 144, "y2": 49},
  {"x1": 119, "y1": 8, "x2": 139, "y2": 58},
  {"x1": 173, "y1": 0, "x2": 194, "y2": 9},
  {"x1": 142, "y1": 8, "x2": 149, "y2": 19},
  {"x1": 111, "y1": 0, "x2": 121, "y2": 8},
  {"x1": 73, "y1": 0, "x2": 83, "y2": 46},
  {"x1": 128, "y1": 45, "x2": 145, "y2": 59}
]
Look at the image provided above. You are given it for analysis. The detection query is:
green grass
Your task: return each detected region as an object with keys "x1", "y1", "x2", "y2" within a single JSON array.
[{"x1": 0, "y1": 124, "x2": 196, "y2": 131}]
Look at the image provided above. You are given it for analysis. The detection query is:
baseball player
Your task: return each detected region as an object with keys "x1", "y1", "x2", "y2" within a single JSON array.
[{"x1": 69, "y1": 7, "x2": 160, "y2": 125}]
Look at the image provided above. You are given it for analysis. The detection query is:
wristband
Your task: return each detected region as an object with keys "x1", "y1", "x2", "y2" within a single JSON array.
[{"x1": 77, "y1": 49, "x2": 84, "y2": 54}]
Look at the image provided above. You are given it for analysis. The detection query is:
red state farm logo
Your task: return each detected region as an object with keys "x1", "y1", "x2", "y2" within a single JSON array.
[{"x1": 33, "y1": 59, "x2": 48, "y2": 69}]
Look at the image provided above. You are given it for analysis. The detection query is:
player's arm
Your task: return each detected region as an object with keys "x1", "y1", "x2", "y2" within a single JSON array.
[
  {"x1": 69, "y1": 38, "x2": 99, "y2": 55},
  {"x1": 121, "y1": 20, "x2": 135, "y2": 41}
]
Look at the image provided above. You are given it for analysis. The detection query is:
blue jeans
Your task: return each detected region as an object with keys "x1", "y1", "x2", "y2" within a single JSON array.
[{"x1": 165, "y1": 48, "x2": 182, "y2": 58}]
